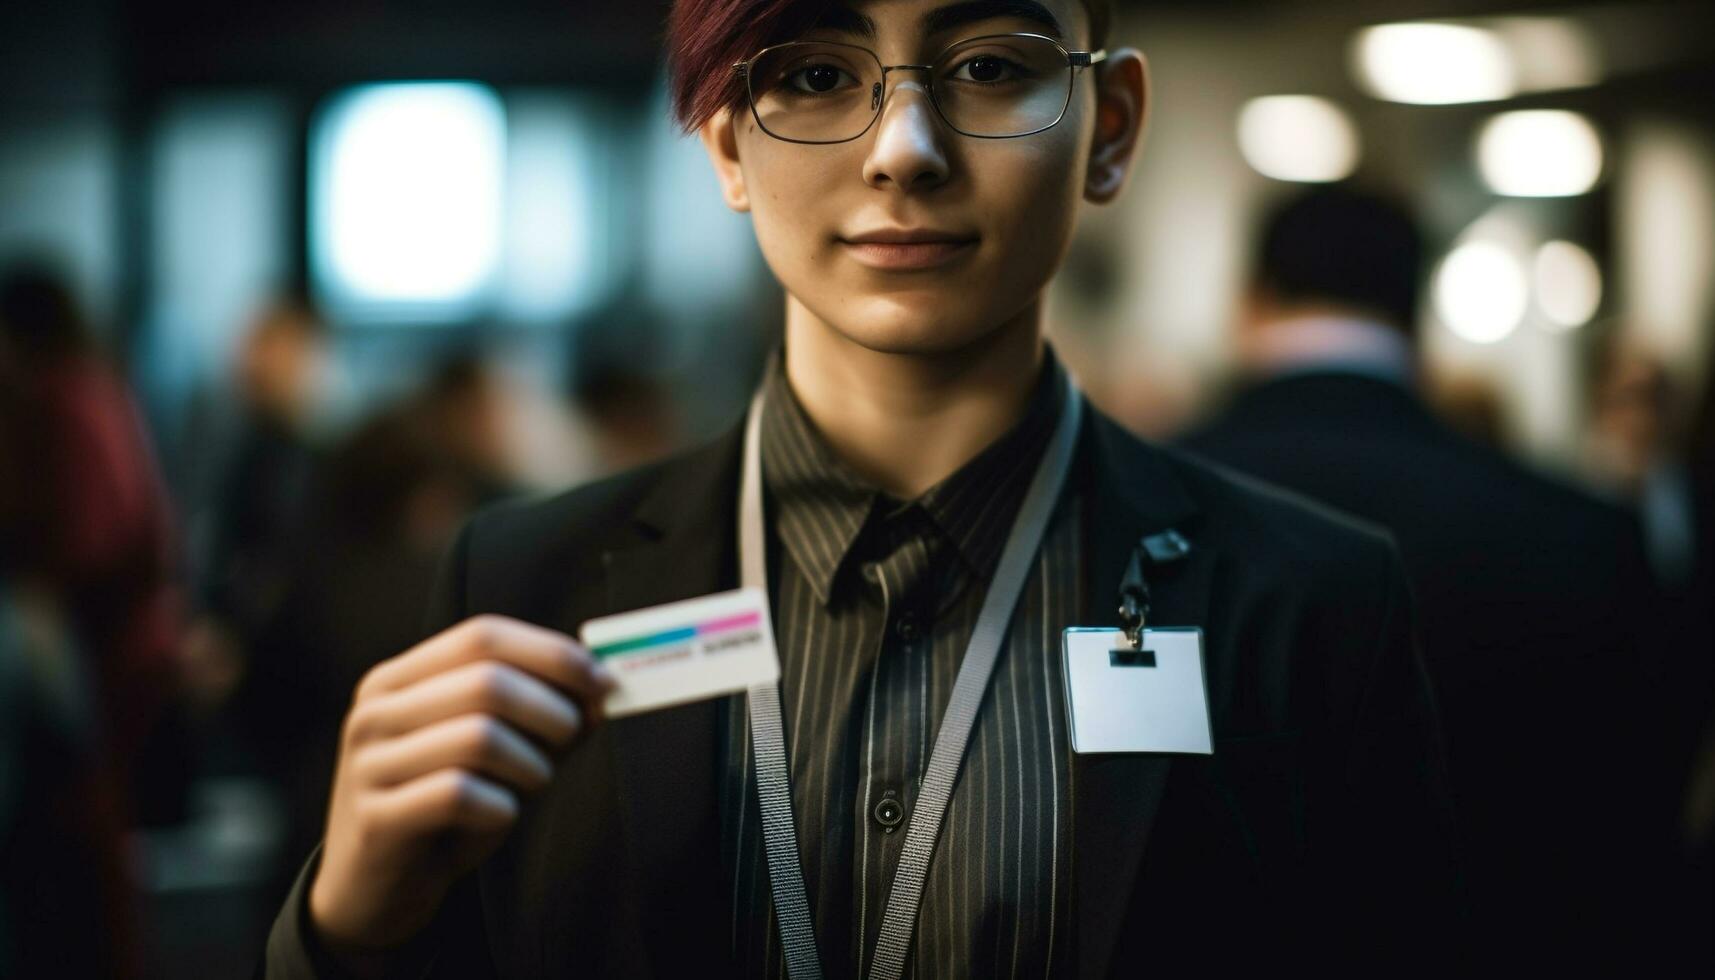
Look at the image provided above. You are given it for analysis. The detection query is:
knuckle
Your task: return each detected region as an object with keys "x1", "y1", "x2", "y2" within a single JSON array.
[
  {"x1": 435, "y1": 771, "x2": 478, "y2": 815},
  {"x1": 460, "y1": 716, "x2": 504, "y2": 759},
  {"x1": 354, "y1": 664, "x2": 390, "y2": 701},
  {"x1": 472, "y1": 663, "x2": 514, "y2": 711},
  {"x1": 342, "y1": 702, "x2": 379, "y2": 746},
  {"x1": 464, "y1": 615, "x2": 506, "y2": 654}
]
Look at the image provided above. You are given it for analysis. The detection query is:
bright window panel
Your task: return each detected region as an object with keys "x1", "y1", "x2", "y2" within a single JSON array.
[{"x1": 311, "y1": 82, "x2": 506, "y2": 321}]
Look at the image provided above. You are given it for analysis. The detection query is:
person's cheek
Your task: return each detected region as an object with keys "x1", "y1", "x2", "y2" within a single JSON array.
[
  {"x1": 745, "y1": 151, "x2": 821, "y2": 298},
  {"x1": 985, "y1": 136, "x2": 1083, "y2": 296}
]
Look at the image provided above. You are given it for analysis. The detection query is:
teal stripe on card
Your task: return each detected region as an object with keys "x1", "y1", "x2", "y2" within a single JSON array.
[
  {"x1": 590, "y1": 610, "x2": 763, "y2": 658},
  {"x1": 592, "y1": 626, "x2": 696, "y2": 657}
]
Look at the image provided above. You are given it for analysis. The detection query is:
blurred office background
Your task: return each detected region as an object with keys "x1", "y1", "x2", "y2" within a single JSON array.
[{"x1": 1, "y1": 1, "x2": 1711, "y2": 975}]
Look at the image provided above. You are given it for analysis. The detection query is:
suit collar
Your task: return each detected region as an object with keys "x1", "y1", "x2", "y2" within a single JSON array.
[
  {"x1": 1079, "y1": 404, "x2": 1201, "y2": 537},
  {"x1": 627, "y1": 417, "x2": 747, "y2": 546},
  {"x1": 1233, "y1": 368, "x2": 1434, "y2": 430}
]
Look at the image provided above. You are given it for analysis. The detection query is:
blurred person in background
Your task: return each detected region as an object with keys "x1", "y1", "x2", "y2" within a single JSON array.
[
  {"x1": 0, "y1": 305, "x2": 142, "y2": 979},
  {"x1": 265, "y1": 2, "x2": 1462, "y2": 977},
  {"x1": 1179, "y1": 184, "x2": 1671, "y2": 972},
  {"x1": 1678, "y1": 339, "x2": 1715, "y2": 974},
  {"x1": 1584, "y1": 328, "x2": 1715, "y2": 969},
  {"x1": 0, "y1": 261, "x2": 189, "y2": 827},
  {"x1": 237, "y1": 353, "x2": 522, "y2": 900},
  {"x1": 184, "y1": 296, "x2": 343, "y2": 710},
  {"x1": 1585, "y1": 332, "x2": 1699, "y2": 588},
  {"x1": 411, "y1": 354, "x2": 528, "y2": 503},
  {"x1": 567, "y1": 354, "x2": 682, "y2": 476}
]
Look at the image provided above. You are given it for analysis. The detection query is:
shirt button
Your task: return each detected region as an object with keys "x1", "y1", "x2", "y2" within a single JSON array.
[
  {"x1": 873, "y1": 794, "x2": 906, "y2": 832},
  {"x1": 894, "y1": 613, "x2": 921, "y2": 642}
]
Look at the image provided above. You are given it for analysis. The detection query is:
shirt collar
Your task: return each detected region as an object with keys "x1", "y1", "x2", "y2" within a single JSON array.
[
  {"x1": 1243, "y1": 314, "x2": 1416, "y2": 387},
  {"x1": 758, "y1": 344, "x2": 1067, "y2": 606}
]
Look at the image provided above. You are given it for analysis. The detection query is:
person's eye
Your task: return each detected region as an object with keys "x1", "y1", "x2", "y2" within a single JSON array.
[
  {"x1": 947, "y1": 54, "x2": 1026, "y2": 84},
  {"x1": 786, "y1": 62, "x2": 860, "y2": 94}
]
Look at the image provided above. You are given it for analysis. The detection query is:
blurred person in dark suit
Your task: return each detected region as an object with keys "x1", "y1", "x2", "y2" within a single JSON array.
[
  {"x1": 1584, "y1": 336, "x2": 1713, "y2": 942},
  {"x1": 0, "y1": 262, "x2": 189, "y2": 826},
  {"x1": 1586, "y1": 334, "x2": 1700, "y2": 589},
  {"x1": 189, "y1": 296, "x2": 342, "y2": 688},
  {"x1": 1180, "y1": 184, "x2": 1668, "y2": 971},
  {"x1": 1646, "y1": 327, "x2": 1715, "y2": 967}
]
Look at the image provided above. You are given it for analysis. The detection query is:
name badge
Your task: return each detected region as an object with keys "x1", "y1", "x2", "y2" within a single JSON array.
[
  {"x1": 580, "y1": 587, "x2": 780, "y2": 718},
  {"x1": 1061, "y1": 627, "x2": 1213, "y2": 754}
]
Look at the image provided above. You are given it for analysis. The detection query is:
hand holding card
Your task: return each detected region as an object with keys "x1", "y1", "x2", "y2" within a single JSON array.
[{"x1": 308, "y1": 614, "x2": 616, "y2": 968}]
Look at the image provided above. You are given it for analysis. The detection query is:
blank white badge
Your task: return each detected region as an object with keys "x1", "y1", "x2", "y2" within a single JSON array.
[{"x1": 1061, "y1": 627, "x2": 1214, "y2": 754}]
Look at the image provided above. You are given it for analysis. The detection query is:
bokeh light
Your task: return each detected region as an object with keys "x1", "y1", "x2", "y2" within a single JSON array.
[
  {"x1": 1436, "y1": 240, "x2": 1530, "y2": 344},
  {"x1": 1533, "y1": 240, "x2": 1603, "y2": 329},
  {"x1": 1351, "y1": 24, "x2": 1516, "y2": 105},
  {"x1": 1236, "y1": 96, "x2": 1361, "y2": 183},
  {"x1": 311, "y1": 82, "x2": 506, "y2": 319},
  {"x1": 1477, "y1": 110, "x2": 1603, "y2": 197}
]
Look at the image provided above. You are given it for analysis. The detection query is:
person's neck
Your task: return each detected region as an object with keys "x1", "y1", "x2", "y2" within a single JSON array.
[{"x1": 782, "y1": 296, "x2": 1046, "y2": 500}]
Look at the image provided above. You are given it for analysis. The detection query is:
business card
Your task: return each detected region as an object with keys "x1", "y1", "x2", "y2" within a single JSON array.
[{"x1": 580, "y1": 587, "x2": 780, "y2": 718}]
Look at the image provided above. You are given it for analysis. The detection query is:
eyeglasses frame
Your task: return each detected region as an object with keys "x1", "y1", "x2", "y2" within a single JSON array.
[{"x1": 730, "y1": 32, "x2": 1109, "y2": 145}]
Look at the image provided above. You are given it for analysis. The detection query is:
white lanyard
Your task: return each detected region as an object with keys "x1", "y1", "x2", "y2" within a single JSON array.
[{"x1": 737, "y1": 366, "x2": 1084, "y2": 980}]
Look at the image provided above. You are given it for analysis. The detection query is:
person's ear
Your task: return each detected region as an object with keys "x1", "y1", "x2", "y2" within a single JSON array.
[
  {"x1": 698, "y1": 106, "x2": 751, "y2": 213},
  {"x1": 1084, "y1": 48, "x2": 1149, "y2": 205}
]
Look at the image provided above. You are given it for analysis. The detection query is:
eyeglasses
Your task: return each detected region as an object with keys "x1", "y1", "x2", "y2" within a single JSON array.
[{"x1": 732, "y1": 33, "x2": 1107, "y2": 144}]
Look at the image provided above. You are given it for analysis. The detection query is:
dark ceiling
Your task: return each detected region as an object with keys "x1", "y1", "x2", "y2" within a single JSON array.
[{"x1": 2, "y1": 0, "x2": 1710, "y2": 108}]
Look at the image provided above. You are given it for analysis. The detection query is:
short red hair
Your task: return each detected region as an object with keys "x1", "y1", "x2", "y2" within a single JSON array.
[{"x1": 666, "y1": 0, "x2": 1112, "y2": 133}]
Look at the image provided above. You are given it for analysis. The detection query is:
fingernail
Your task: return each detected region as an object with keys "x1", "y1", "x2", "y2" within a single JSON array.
[{"x1": 592, "y1": 660, "x2": 617, "y2": 688}]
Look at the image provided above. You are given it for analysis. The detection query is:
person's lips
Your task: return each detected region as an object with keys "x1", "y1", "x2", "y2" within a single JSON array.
[{"x1": 838, "y1": 228, "x2": 979, "y2": 271}]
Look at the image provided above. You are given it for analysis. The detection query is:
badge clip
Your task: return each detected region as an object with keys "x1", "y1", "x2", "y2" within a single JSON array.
[{"x1": 1115, "y1": 529, "x2": 1191, "y2": 651}]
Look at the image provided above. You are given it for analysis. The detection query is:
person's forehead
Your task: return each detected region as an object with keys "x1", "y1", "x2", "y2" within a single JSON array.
[{"x1": 814, "y1": 0, "x2": 1084, "y2": 43}]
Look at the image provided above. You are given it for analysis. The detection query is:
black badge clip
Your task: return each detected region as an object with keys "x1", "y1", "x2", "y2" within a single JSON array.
[{"x1": 1114, "y1": 529, "x2": 1192, "y2": 657}]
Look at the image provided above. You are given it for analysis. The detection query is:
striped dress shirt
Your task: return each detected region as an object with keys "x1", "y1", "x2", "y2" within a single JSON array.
[{"x1": 721, "y1": 348, "x2": 1084, "y2": 979}]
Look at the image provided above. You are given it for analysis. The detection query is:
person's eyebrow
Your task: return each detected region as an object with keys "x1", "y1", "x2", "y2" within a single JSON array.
[
  {"x1": 923, "y1": 0, "x2": 1066, "y2": 41},
  {"x1": 808, "y1": 6, "x2": 876, "y2": 39},
  {"x1": 807, "y1": 2, "x2": 1067, "y2": 44}
]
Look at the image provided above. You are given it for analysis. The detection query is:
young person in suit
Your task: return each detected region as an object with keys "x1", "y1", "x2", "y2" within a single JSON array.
[
  {"x1": 266, "y1": 3, "x2": 1460, "y2": 977},
  {"x1": 1180, "y1": 184, "x2": 1665, "y2": 972}
]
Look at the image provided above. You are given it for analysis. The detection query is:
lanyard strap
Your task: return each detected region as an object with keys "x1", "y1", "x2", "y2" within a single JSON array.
[{"x1": 738, "y1": 367, "x2": 1084, "y2": 980}]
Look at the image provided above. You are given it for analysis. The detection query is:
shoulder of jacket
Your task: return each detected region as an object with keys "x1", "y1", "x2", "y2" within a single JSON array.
[
  {"x1": 1158, "y1": 438, "x2": 1404, "y2": 587},
  {"x1": 461, "y1": 439, "x2": 714, "y2": 565}
]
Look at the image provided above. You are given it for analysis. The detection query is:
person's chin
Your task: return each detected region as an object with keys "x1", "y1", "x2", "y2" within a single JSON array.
[{"x1": 828, "y1": 295, "x2": 1001, "y2": 355}]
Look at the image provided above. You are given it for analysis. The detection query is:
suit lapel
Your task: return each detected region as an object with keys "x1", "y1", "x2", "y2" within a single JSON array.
[
  {"x1": 1073, "y1": 406, "x2": 1214, "y2": 979},
  {"x1": 598, "y1": 420, "x2": 746, "y2": 975}
]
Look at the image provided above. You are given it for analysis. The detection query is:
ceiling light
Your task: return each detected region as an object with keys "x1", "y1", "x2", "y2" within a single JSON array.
[
  {"x1": 1351, "y1": 24, "x2": 1516, "y2": 105},
  {"x1": 1476, "y1": 110, "x2": 1603, "y2": 197},
  {"x1": 1236, "y1": 96, "x2": 1361, "y2": 183}
]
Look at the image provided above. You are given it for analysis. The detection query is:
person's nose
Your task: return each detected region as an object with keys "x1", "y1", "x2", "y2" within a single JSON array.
[{"x1": 861, "y1": 73, "x2": 951, "y2": 192}]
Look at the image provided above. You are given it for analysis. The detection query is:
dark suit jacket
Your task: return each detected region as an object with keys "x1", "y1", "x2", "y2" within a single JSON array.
[
  {"x1": 266, "y1": 397, "x2": 1461, "y2": 978},
  {"x1": 1182, "y1": 370, "x2": 1665, "y2": 971}
]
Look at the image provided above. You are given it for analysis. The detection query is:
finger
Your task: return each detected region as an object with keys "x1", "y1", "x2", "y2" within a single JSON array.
[
  {"x1": 352, "y1": 660, "x2": 585, "y2": 750},
  {"x1": 357, "y1": 714, "x2": 555, "y2": 794},
  {"x1": 361, "y1": 615, "x2": 616, "y2": 707},
  {"x1": 371, "y1": 768, "x2": 519, "y2": 837}
]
